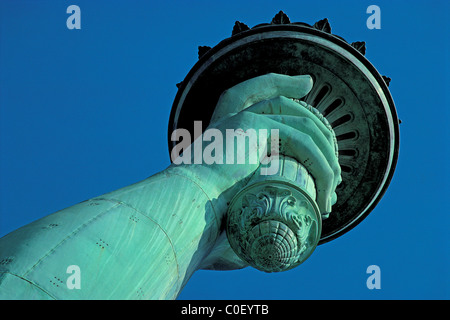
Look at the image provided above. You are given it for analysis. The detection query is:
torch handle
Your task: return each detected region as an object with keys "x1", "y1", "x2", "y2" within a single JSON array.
[{"x1": 225, "y1": 155, "x2": 322, "y2": 272}]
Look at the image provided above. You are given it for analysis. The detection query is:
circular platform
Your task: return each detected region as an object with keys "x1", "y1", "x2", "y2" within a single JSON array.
[{"x1": 168, "y1": 16, "x2": 400, "y2": 244}]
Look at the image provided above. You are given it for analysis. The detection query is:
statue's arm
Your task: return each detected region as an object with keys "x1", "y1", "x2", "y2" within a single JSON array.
[
  {"x1": 0, "y1": 73, "x2": 339, "y2": 299},
  {"x1": 0, "y1": 166, "x2": 226, "y2": 299}
]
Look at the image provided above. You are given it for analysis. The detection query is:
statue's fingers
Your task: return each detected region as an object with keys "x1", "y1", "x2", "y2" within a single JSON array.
[
  {"x1": 263, "y1": 114, "x2": 341, "y2": 186},
  {"x1": 331, "y1": 192, "x2": 337, "y2": 205},
  {"x1": 247, "y1": 96, "x2": 342, "y2": 196},
  {"x1": 211, "y1": 73, "x2": 313, "y2": 123},
  {"x1": 245, "y1": 96, "x2": 337, "y2": 156}
]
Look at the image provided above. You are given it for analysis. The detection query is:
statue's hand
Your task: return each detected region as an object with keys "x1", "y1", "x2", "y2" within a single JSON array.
[
  {"x1": 172, "y1": 73, "x2": 340, "y2": 215},
  {"x1": 168, "y1": 73, "x2": 341, "y2": 270}
]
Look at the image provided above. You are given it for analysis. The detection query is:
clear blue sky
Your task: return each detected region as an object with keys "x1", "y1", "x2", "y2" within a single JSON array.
[{"x1": 0, "y1": 0, "x2": 448, "y2": 299}]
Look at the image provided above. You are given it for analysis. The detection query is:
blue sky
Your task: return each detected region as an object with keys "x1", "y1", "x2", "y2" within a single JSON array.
[{"x1": 0, "y1": 0, "x2": 448, "y2": 299}]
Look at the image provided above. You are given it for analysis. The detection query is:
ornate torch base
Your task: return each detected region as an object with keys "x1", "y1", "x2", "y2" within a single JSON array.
[{"x1": 226, "y1": 156, "x2": 322, "y2": 272}]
